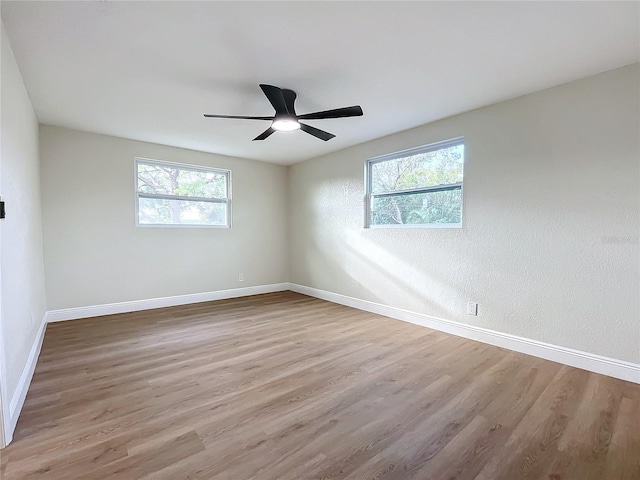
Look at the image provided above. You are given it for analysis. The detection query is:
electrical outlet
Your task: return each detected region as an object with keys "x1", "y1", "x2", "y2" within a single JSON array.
[
  {"x1": 467, "y1": 302, "x2": 478, "y2": 316},
  {"x1": 239, "y1": 273, "x2": 244, "y2": 282}
]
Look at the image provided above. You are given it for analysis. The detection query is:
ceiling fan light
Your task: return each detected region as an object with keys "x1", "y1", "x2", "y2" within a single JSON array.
[{"x1": 272, "y1": 118, "x2": 300, "y2": 131}]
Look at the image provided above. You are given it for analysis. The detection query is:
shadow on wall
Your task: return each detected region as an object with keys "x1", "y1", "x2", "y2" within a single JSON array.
[
  {"x1": 293, "y1": 168, "x2": 640, "y2": 363},
  {"x1": 308, "y1": 227, "x2": 465, "y2": 321},
  {"x1": 294, "y1": 178, "x2": 463, "y2": 319},
  {"x1": 291, "y1": 173, "x2": 468, "y2": 320}
]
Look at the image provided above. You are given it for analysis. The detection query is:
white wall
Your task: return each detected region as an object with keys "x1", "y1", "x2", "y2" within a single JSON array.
[
  {"x1": 39, "y1": 126, "x2": 288, "y2": 310},
  {"x1": 289, "y1": 64, "x2": 640, "y2": 364},
  {"x1": 0, "y1": 22, "x2": 47, "y2": 411}
]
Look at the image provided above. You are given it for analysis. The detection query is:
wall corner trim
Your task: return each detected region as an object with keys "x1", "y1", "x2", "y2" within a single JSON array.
[
  {"x1": 288, "y1": 283, "x2": 640, "y2": 384},
  {"x1": 2, "y1": 283, "x2": 289, "y2": 447},
  {"x1": 7, "y1": 316, "x2": 48, "y2": 443},
  {"x1": 5, "y1": 280, "x2": 636, "y2": 448},
  {"x1": 45, "y1": 283, "x2": 290, "y2": 323}
]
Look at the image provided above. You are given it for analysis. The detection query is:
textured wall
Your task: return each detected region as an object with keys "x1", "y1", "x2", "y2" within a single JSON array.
[
  {"x1": 289, "y1": 64, "x2": 639, "y2": 363},
  {"x1": 1, "y1": 23, "x2": 47, "y2": 400},
  {"x1": 40, "y1": 126, "x2": 288, "y2": 310}
]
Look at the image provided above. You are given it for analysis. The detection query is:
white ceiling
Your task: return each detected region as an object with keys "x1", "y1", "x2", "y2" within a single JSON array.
[{"x1": 2, "y1": 1, "x2": 638, "y2": 165}]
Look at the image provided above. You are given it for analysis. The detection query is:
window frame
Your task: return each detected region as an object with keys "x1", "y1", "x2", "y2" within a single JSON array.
[
  {"x1": 134, "y1": 157, "x2": 232, "y2": 228},
  {"x1": 364, "y1": 137, "x2": 464, "y2": 229}
]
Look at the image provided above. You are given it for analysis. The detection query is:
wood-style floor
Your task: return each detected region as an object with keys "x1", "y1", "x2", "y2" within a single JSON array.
[{"x1": 1, "y1": 292, "x2": 638, "y2": 480}]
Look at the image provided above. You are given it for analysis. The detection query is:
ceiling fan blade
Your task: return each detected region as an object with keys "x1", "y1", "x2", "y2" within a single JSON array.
[
  {"x1": 253, "y1": 127, "x2": 276, "y2": 141},
  {"x1": 297, "y1": 105, "x2": 363, "y2": 120},
  {"x1": 299, "y1": 123, "x2": 335, "y2": 141},
  {"x1": 282, "y1": 89, "x2": 297, "y2": 116},
  {"x1": 259, "y1": 84, "x2": 289, "y2": 115},
  {"x1": 203, "y1": 114, "x2": 273, "y2": 120}
]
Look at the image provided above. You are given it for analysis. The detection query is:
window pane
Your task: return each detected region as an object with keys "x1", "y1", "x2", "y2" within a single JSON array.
[
  {"x1": 138, "y1": 197, "x2": 227, "y2": 226},
  {"x1": 371, "y1": 143, "x2": 463, "y2": 194},
  {"x1": 371, "y1": 189, "x2": 462, "y2": 225},
  {"x1": 137, "y1": 163, "x2": 227, "y2": 199}
]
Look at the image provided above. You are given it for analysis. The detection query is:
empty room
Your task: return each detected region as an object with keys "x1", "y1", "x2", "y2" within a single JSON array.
[{"x1": 0, "y1": 1, "x2": 638, "y2": 479}]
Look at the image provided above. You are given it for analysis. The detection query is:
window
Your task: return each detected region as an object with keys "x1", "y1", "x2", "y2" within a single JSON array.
[
  {"x1": 365, "y1": 138, "x2": 464, "y2": 227},
  {"x1": 135, "y1": 158, "x2": 230, "y2": 227}
]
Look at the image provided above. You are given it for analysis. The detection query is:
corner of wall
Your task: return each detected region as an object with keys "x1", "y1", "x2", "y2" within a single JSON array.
[{"x1": 0, "y1": 19, "x2": 49, "y2": 448}]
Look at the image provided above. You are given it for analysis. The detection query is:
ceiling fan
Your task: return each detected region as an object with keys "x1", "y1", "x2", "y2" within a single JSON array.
[{"x1": 204, "y1": 84, "x2": 363, "y2": 141}]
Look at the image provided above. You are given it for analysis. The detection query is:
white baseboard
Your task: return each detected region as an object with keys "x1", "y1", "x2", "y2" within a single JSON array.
[
  {"x1": 45, "y1": 283, "x2": 290, "y2": 323},
  {"x1": 7, "y1": 317, "x2": 47, "y2": 443},
  {"x1": 5, "y1": 280, "x2": 636, "y2": 449},
  {"x1": 1, "y1": 283, "x2": 288, "y2": 448},
  {"x1": 288, "y1": 283, "x2": 640, "y2": 384}
]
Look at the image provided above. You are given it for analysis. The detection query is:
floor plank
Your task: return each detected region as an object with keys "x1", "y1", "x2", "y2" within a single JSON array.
[{"x1": 2, "y1": 291, "x2": 638, "y2": 479}]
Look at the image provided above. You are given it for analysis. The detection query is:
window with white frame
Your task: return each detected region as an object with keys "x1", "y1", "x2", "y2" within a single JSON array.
[
  {"x1": 366, "y1": 138, "x2": 464, "y2": 227},
  {"x1": 135, "y1": 158, "x2": 230, "y2": 227}
]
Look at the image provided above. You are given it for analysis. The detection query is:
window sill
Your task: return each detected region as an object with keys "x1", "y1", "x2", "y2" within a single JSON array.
[
  {"x1": 135, "y1": 223, "x2": 231, "y2": 229},
  {"x1": 365, "y1": 223, "x2": 462, "y2": 229}
]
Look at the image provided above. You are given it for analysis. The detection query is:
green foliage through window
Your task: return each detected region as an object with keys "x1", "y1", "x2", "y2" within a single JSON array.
[
  {"x1": 367, "y1": 140, "x2": 464, "y2": 226},
  {"x1": 136, "y1": 159, "x2": 230, "y2": 226}
]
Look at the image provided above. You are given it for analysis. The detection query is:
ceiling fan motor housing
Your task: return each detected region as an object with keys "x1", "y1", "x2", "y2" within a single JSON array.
[{"x1": 204, "y1": 84, "x2": 363, "y2": 141}]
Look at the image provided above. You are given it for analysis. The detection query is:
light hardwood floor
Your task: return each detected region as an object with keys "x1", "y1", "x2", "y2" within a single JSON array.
[{"x1": 1, "y1": 292, "x2": 638, "y2": 479}]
